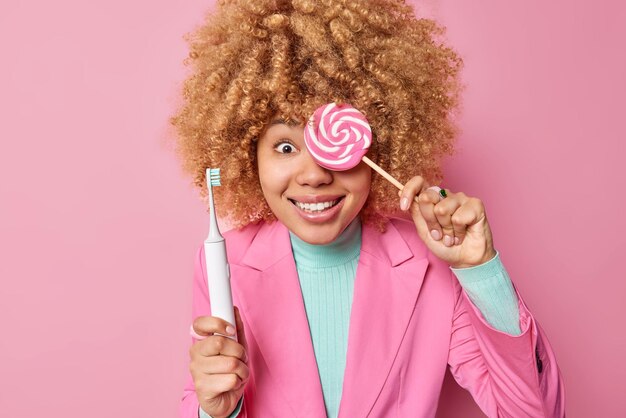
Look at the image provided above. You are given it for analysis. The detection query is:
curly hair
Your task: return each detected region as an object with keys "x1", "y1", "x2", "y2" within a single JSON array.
[{"x1": 170, "y1": 0, "x2": 463, "y2": 230}]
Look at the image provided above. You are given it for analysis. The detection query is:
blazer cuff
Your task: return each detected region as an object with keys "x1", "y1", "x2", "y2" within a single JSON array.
[{"x1": 199, "y1": 395, "x2": 244, "y2": 418}]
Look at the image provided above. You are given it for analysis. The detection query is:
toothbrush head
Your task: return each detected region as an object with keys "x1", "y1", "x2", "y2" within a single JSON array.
[
  {"x1": 206, "y1": 168, "x2": 221, "y2": 187},
  {"x1": 205, "y1": 168, "x2": 223, "y2": 239}
]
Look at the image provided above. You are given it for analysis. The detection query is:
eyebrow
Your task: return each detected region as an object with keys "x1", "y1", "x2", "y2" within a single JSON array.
[{"x1": 270, "y1": 118, "x2": 301, "y2": 127}]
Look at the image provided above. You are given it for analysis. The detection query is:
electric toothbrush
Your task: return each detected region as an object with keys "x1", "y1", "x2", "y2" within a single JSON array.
[{"x1": 204, "y1": 168, "x2": 237, "y2": 341}]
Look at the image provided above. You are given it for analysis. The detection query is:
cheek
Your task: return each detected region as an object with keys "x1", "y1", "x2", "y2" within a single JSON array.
[
  {"x1": 257, "y1": 158, "x2": 289, "y2": 196},
  {"x1": 358, "y1": 168, "x2": 372, "y2": 195},
  {"x1": 357, "y1": 181, "x2": 372, "y2": 204},
  {"x1": 344, "y1": 170, "x2": 372, "y2": 204},
  {"x1": 256, "y1": 157, "x2": 272, "y2": 199}
]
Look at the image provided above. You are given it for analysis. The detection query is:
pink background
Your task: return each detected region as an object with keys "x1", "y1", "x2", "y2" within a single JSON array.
[{"x1": 1, "y1": 0, "x2": 624, "y2": 417}]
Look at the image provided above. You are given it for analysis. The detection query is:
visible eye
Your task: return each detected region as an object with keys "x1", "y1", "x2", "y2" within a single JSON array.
[{"x1": 273, "y1": 141, "x2": 298, "y2": 154}]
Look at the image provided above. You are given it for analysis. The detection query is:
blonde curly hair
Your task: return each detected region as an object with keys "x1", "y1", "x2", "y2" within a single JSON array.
[{"x1": 170, "y1": 0, "x2": 463, "y2": 230}]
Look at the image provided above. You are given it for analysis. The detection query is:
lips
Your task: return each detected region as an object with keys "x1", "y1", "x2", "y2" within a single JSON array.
[{"x1": 288, "y1": 195, "x2": 346, "y2": 222}]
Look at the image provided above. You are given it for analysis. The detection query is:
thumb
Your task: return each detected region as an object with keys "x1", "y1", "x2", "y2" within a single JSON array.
[
  {"x1": 398, "y1": 190, "x2": 430, "y2": 242},
  {"x1": 399, "y1": 192, "x2": 429, "y2": 242},
  {"x1": 410, "y1": 204, "x2": 430, "y2": 243}
]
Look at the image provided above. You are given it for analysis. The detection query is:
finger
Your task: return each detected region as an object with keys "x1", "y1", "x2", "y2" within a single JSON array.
[
  {"x1": 190, "y1": 324, "x2": 206, "y2": 341},
  {"x1": 233, "y1": 306, "x2": 249, "y2": 362},
  {"x1": 197, "y1": 373, "x2": 244, "y2": 398},
  {"x1": 199, "y1": 355, "x2": 250, "y2": 383},
  {"x1": 451, "y1": 198, "x2": 484, "y2": 245},
  {"x1": 192, "y1": 315, "x2": 237, "y2": 339},
  {"x1": 194, "y1": 335, "x2": 248, "y2": 360},
  {"x1": 417, "y1": 188, "x2": 444, "y2": 241},
  {"x1": 399, "y1": 176, "x2": 428, "y2": 211},
  {"x1": 433, "y1": 193, "x2": 463, "y2": 247}
]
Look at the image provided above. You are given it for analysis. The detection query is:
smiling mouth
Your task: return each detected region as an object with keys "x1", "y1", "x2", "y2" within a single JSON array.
[{"x1": 288, "y1": 197, "x2": 345, "y2": 213}]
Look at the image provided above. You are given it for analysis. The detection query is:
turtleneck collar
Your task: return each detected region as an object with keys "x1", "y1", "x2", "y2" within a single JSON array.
[{"x1": 288, "y1": 217, "x2": 362, "y2": 268}]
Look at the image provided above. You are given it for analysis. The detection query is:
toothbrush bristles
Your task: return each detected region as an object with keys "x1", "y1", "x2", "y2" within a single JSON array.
[{"x1": 208, "y1": 168, "x2": 221, "y2": 187}]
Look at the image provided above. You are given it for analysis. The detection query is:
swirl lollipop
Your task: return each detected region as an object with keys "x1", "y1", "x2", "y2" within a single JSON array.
[{"x1": 304, "y1": 103, "x2": 404, "y2": 190}]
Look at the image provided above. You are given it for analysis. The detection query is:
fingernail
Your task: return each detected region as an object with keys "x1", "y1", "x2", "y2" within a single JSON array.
[
  {"x1": 400, "y1": 197, "x2": 409, "y2": 211},
  {"x1": 430, "y1": 229, "x2": 442, "y2": 240},
  {"x1": 454, "y1": 236, "x2": 460, "y2": 245},
  {"x1": 444, "y1": 235, "x2": 453, "y2": 246},
  {"x1": 226, "y1": 326, "x2": 235, "y2": 335}
]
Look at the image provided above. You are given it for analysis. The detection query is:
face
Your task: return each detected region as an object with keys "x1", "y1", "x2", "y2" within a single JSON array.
[{"x1": 256, "y1": 118, "x2": 372, "y2": 245}]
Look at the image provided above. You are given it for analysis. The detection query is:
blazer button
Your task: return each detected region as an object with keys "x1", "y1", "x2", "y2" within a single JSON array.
[{"x1": 535, "y1": 348, "x2": 543, "y2": 373}]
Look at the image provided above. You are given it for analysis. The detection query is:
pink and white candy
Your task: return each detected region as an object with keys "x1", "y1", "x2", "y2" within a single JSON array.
[
  {"x1": 304, "y1": 103, "x2": 372, "y2": 171},
  {"x1": 304, "y1": 102, "x2": 406, "y2": 191}
]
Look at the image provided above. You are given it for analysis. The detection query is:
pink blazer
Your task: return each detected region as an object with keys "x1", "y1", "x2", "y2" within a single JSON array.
[{"x1": 181, "y1": 217, "x2": 565, "y2": 417}]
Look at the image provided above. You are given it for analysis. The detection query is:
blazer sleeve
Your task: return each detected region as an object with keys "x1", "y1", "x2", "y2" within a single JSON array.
[
  {"x1": 180, "y1": 246, "x2": 247, "y2": 418},
  {"x1": 447, "y1": 268, "x2": 566, "y2": 417}
]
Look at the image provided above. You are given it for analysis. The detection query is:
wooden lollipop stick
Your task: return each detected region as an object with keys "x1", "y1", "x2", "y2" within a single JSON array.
[{"x1": 362, "y1": 156, "x2": 404, "y2": 190}]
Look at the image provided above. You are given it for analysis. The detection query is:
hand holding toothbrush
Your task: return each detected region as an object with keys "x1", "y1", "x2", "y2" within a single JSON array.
[{"x1": 190, "y1": 306, "x2": 250, "y2": 418}]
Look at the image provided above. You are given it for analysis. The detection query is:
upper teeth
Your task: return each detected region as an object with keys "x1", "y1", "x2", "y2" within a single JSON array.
[{"x1": 294, "y1": 199, "x2": 339, "y2": 212}]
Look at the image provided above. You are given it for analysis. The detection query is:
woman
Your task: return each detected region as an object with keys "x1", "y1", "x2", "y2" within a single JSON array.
[{"x1": 171, "y1": 1, "x2": 566, "y2": 417}]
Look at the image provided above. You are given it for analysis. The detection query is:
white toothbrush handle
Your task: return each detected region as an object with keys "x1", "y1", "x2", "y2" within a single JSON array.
[{"x1": 204, "y1": 240, "x2": 237, "y2": 341}]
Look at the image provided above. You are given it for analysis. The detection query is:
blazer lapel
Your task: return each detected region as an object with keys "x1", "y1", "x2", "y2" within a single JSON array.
[
  {"x1": 232, "y1": 221, "x2": 327, "y2": 417},
  {"x1": 338, "y1": 221, "x2": 429, "y2": 418}
]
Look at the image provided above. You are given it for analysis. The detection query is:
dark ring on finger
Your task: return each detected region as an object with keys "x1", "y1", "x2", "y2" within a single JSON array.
[{"x1": 439, "y1": 188, "x2": 447, "y2": 199}]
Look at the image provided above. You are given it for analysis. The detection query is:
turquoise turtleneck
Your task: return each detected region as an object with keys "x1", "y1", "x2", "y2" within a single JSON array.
[{"x1": 288, "y1": 218, "x2": 362, "y2": 418}]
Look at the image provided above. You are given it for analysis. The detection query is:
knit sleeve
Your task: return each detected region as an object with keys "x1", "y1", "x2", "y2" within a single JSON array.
[{"x1": 450, "y1": 251, "x2": 521, "y2": 335}]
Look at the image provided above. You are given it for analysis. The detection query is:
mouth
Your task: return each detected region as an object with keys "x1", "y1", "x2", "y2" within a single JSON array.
[{"x1": 288, "y1": 196, "x2": 345, "y2": 213}]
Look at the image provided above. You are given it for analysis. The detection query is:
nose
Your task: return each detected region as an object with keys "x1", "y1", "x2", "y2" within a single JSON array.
[{"x1": 295, "y1": 150, "x2": 333, "y2": 187}]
